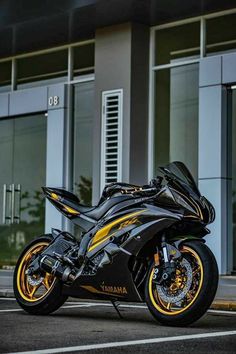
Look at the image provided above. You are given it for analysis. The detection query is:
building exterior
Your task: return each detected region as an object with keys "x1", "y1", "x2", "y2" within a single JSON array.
[{"x1": 0, "y1": 0, "x2": 236, "y2": 274}]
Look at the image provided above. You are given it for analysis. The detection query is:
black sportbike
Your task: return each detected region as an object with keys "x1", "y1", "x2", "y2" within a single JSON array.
[{"x1": 14, "y1": 161, "x2": 218, "y2": 326}]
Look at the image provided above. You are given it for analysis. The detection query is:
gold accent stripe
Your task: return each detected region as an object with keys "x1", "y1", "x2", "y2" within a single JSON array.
[
  {"x1": 63, "y1": 204, "x2": 80, "y2": 215},
  {"x1": 88, "y1": 210, "x2": 145, "y2": 251},
  {"x1": 88, "y1": 232, "x2": 116, "y2": 252}
]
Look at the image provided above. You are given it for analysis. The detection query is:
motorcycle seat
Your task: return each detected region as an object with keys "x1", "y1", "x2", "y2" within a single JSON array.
[{"x1": 84, "y1": 195, "x2": 134, "y2": 220}]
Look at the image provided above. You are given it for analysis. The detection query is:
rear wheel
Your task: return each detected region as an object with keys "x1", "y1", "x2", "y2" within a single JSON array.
[
  {"x1": 13, "y1": 235, "x2": 67, "y2": 315},
  {"x1": 145, "y1": 241, "x2": 218, "y2": 326}
]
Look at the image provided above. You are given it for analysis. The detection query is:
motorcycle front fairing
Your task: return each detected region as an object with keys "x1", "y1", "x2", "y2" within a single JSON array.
[{"x1": 158, "y1": 161, "x2": 215, "y2": 225}]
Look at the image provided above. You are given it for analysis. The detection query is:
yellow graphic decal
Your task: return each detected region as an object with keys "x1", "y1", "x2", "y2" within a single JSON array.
[
  {"x1": 88, "y1": 210, "x2": 145, "y2": 252},
  {"x1": 51, "y1": 192, "x2": 59, "y2": 200},
  {"x1": 118, "y1": 217, "x2": 141, "y2": 230},
  {"x1": 63, "y1": 204, "x2": 80, "y2": 215},
  {"x1": 80, "y1": 285, "x2": 124, "y2": 298}
]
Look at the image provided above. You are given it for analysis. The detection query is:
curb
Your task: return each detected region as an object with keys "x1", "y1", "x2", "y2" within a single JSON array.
[
  {"x1": 0, "y1": 289, "x2": 14, "y2": 298},
  {"x1": 211, "y1": 300, "x2": 236, "y2": 311}
]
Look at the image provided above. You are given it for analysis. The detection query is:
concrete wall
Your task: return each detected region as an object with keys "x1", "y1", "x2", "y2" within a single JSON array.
[{"x1": 93, "y1": 23, "x2": 149, "y2": 203}]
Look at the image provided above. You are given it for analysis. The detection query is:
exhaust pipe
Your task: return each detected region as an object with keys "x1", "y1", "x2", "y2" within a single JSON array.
[{"x1": 40, "y1": 255, "x2": 76, "y2": 282}]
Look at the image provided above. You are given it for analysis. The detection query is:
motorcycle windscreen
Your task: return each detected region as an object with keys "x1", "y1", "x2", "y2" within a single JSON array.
[{"x1": 159, "y1": 161, "x2": 201, "y2": 197}]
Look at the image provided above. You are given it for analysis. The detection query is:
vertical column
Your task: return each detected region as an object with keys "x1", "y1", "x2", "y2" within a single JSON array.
[
  {"x1": 93, "y1": 23, "x2": 149, "y2": 203},
  {"x1": 93, "y1": 23, "x2": 132, "y2": 203},
  {"x1": 198, "y1": 56, "x2": 228, "y2": 274},
  {"x1": 46, "y1": 84, "x2": 67, "y2": 233}
]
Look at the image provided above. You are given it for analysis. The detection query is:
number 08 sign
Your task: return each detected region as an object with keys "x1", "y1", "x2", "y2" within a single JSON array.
[{"x1": 48, "y1": 96, "x2": 60, "y2": 106}]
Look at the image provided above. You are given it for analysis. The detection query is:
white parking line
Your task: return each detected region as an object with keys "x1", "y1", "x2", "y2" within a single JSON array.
[
  {"x1": 7, "y1": 330, "x2": 236, "y2": 354},
  {"x1": 208, "y1": 309, "x2": 236, "y2": 316},
  {"x1": 0, "y1": 309, "x2": 22, "y2": 312},
  {"x1": 65, "y1": 301, "x2": 147, "y2": 309},
  {"x1": 0, "y1": 301, "x2": 236, "y2": 315}
]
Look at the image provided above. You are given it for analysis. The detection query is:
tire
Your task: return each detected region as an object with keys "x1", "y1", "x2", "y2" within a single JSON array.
[
  {"x1": 145, "y1": 241, "x2": 219, "y2": 326},
  {"x1": 13, "y1": 235, "x2": 68, "y2": 315}
]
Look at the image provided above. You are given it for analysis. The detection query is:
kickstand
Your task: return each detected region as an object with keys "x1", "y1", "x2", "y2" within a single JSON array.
[{"x1": 111, "y1": 300, "x2": 123, "y2": 319}]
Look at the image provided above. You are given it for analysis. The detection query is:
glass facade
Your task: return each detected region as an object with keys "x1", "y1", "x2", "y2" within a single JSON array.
[
  {"x1": 0, "y1": 114, "x2": 46, "y2": 266},
  {"x1": 152, "y1": 12, "x2": 236, "y2": 273},
  {"x1": 230, "y1": 89, "x2": 236, "y2": 272},
  {"x1": 73, "y1": 81, "x2": 95, "y2": 205},
  {"x1": 154, "y1": 64, "x2": 199, "y2": 179}
]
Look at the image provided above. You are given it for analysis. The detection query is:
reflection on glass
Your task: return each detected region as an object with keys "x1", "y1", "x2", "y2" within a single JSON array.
[
  {"x1": 154, "y1": 64, "x2": 199, "y2": 179},
  {"x1": 231, "y1": 90, "x2": 236, "y2": 272},
  {"x1": 0, "y1": 61, "x2": 11, "y2": 87},
  {"x1": 155, "y1": 22, "x2": 200, "y2": 65},
  {"x1": 73, "y1": 81, "x2": 94, "y2": 205},
  {"x1": 206, "y1": 14, "x2": 236, "y2": 55},
  {"x1": 0, "y1": 115, "x2": 46, "y2": 267},
  {"x1": 74, "y1": 43, "x2": 95, "y2": 75},
  {"x1": 17, "y1": 50, "x2": 68, "y2": 85}
]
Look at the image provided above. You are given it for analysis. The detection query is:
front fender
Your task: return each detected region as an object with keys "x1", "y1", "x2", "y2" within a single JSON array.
[{"x1": 172, "y1": 235, "x2": 206, "y2": 249}]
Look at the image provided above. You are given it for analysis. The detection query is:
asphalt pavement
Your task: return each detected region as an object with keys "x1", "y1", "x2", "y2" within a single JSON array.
[
  {"x1": 0, "y1": 298, "x2": 236, "y2": 353},
  {"x1": 1, "y1": 270, "x2": 236, "y2": 309},
  {"x1": 1, "y1": 270, "x2": 236, "y2": 353}
]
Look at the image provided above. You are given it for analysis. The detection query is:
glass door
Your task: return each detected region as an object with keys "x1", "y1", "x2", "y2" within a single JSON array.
[
  {"x1": 229, "y1": 87, "x2": 236, "y2": 273},
  {"x1": 0, "y1": 114, "x2": 47, "y2": 267},
  {"x1": 232, "y1": 88, "x2": 236, "y2": 272}
]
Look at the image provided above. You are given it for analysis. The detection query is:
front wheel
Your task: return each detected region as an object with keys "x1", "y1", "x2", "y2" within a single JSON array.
[
  {"x1": 13, "y1": 235, "x2": 68, "y2": 315},
  {"x1": 145, "y1": 241, "x2": 218, "y2": 326}
]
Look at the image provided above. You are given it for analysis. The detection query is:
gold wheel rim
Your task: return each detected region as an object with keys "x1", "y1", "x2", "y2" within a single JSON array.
[
  {"x1": 149, "y1": 246, "x2": 204, "y2": 316},
  {"x1": 17, "y1": 241, "x2": 56, "y2": 303}
]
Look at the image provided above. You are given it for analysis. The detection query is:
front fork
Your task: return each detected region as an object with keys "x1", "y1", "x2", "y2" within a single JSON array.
[{"x1": 153, "y1": 235, "x2": 182, "y2": 285}]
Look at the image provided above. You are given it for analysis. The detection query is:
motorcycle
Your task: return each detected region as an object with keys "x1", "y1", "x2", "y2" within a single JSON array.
[{"x1": 14, "y1": 161, "x2": 218, "y2": 326}]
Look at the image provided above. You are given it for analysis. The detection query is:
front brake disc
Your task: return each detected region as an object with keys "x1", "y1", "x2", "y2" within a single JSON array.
[{"x1": 155, "y1": 258, "x2": 193, "y2": 304}]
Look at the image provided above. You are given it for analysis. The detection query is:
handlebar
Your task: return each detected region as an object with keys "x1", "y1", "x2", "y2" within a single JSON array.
[{"x1": 102, "y1": 177, "x2": 163, "y2": 199}]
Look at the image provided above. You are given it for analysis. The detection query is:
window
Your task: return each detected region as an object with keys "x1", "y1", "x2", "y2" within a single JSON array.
[
  {"x1": 74, "y1": 43, "x2": 95, "y2": 76},
  {"x1": 155, "y1": 22, "x2": 200, "y2": 66},
  {"x1": 101, "y1": 90, "x2": 123, "y2": 192},
  {"x1": 154, "y1": 64, "x2": 199, "y2": 179},
  {"x1": 206, "y1": 13, "x2": 236, "y2": 55},
  {"x1": 0, "y1": 61, "x2": 11, "y2": 89},
  {"x1": 17, "y1": 50, "x2": 68, "y2": 86}
]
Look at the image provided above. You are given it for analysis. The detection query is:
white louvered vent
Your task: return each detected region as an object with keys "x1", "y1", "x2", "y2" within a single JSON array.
[{"x1": 100, "y1": 89, "x2": 123, "y2": 193}]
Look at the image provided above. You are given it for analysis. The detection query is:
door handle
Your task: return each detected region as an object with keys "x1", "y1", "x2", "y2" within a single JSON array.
[
  {"x1": 11, "y1": 183, "x2": 15, "y2": 224},
  {"x1": 2, "y1": 184, "x2": 7, "y2": 224},
  {"x1": 2, "y1": 184, "x2": 12, "y2": 224},
  {"x1": 2, "y1": 184, "x2": 21, "y2": 224},
  {"x1": 14, "y1": 184, "x2": 21, "y2": 224}
]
